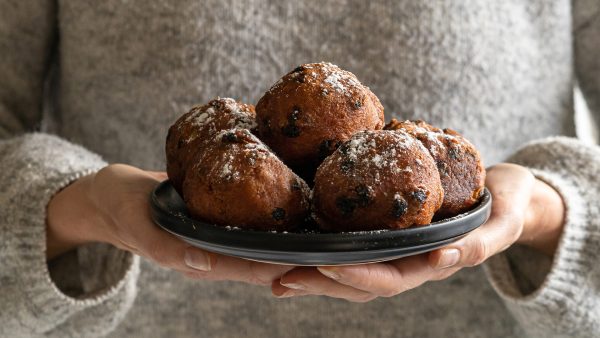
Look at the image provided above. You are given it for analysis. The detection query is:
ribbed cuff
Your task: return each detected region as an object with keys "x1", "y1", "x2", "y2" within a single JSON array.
[
  {"x1": 484, "y1": 165, "x2": 594, "y2": 334},
  {"x1": 0, "y1": 133, "x2": 139, "y2": 336},
  {"x1": 30, "y1": 169, "x2": 137, "y2": 315}
]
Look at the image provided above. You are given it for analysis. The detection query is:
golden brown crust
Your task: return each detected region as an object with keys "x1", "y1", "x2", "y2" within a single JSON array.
[
  {"x1": 256, "y1": 62, "x2": 384, "y2": 180},
  {"x1": 166, "y1": 98, "x2": 256, "y2": 194},
  {"x1": 384, "y1": 119, "x2": 486, "y2": 218},
  {"x1": 182, "y1": 128, "x2": 311, "y2": 231},
  {"x1": 312, "y1": 130, "x2": 443, "y2": 231},
  {"x1": 166, "y1": 66, "x2": 485, "y2": 232}
]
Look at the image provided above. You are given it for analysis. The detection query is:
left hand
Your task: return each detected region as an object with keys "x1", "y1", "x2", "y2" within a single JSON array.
[{"x1": 271, "y1": 163, "x2": 565, "y2": 302}]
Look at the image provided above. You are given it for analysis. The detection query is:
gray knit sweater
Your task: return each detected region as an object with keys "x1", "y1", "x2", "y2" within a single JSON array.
[{"x1": 1, "y1": 1, "x2": 600, "y2": 337}]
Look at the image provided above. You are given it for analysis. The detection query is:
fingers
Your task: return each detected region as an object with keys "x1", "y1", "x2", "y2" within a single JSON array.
[
  {"x1": 429, "y1": 163, "x2": 537, "y2": 269},
  {"x1": 428, "y1": 201, "x2": 525, "y2": 269},
  {"x1": 146, "y1": 171, "x2": 168, "y2": 181},
  {"x1": 120, "y1": 216, "x2": 293, "y2": 284},
  {"x1": 485, "y1": 163, "x2": 535, "y2": 218},
  {"x1": 270, "y1": 281, "x2": 311, "y2": 298},
  {"x1": 113, "y1": 216, "x2": 199, "y2": 272},
  {"x1": 277, "y1": 164, "x2": 540, "y2": 301},
  {"x1": 97, "y1": 164, "x2": 292, "y2": 285},
  {"x1": 185, "y1": 254, "x2": 295, "y2": 286},
  {"x1": 272, "y1": 254, "x2": 461, "y2": 302},
  {"x1": 315, "y1": 254, "x2": 455, "y2": 297},
  {"x1": 119, "y1": 222, "x2": 292, "y2": 285},
  {"x1": 273, "y1": 267, "x2": 376, "y2": 302}
]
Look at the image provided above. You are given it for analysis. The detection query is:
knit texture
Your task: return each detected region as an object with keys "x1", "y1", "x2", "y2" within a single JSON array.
[
  {"x1": 0, "y1": 1, "x2": 599, "y2": 337},
  {"x1": 486, "y1": 137, "x2": 600, "y2": 337},
  {"x1": 0, "y1": 134, "x2": 139, "y2": 337}
]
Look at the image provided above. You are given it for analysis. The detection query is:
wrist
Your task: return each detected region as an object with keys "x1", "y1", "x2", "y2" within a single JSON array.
[
  {"x1": 46, "y1": 172, "x2": 109, "y2": 259},
  {"x1": 517, "y1": 178, "x2": 565, "y2": 256}
]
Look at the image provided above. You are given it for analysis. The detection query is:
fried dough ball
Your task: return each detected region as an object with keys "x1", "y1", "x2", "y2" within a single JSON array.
[
  {"x1": 256, "y1": 62, "x2": 384, "y2": 181},
  {"x1": 182, "y1": 128, "x2": 311, "y2": 231},
  {"x1": 312, "y1": 130, "x2": 443, "y2": 231},
  {"x1": 166, "y1": 98, "x2": 256, "y2": 194},
  {"x1": 385, "y1": 119, "x2": 486, "y2": 218}
]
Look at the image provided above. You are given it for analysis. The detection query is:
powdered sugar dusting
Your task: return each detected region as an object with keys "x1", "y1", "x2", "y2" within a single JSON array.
[
  {"x1": 190, "y1": 111, "x2": 212, "y2": 126},
  {"x1": 396, "y1": 120, "x2": 464, "y2": 156},
  {"x1": 344, "y1": 136, "x2": 376, "y2": 162},
  {"x1": 372, "y1": 154, "x2": 384, "y2": 168},
  {"x1": 182, "y1": 98, "x2": 256, "y2": 143},
  {"x1": 267, "y1": 62, "x2": 364, "y2": 98},
  {"x1": 220, "y1": 155, "x2": 236, "y2": 179},
  {"x1": 324, "y1": 72, "x2": 346, "y2": 92},
  {"x1": 320, "y1": 62, "x2": 362, "y2": 97},
  {"x1": 222, "y1": 98, "x2": 257, "y2": 130},
  {"x1": 212, "y1": 128, "x2": 273, "y2": 182},
  {"x1": 329, "y1": 130, "x2": 420, "y2": 186}
]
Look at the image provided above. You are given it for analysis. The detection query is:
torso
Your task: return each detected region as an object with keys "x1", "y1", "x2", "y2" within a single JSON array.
[{"x1": 49, "y1": 1, "x2": 575, "y2": 336}]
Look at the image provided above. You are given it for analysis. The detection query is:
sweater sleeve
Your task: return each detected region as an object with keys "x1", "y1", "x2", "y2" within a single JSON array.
[
  {"x1": 484, "y1": 137, "x2": 600, "y2": 337},
  {"x1": 0, "y1": 1, "x2": 139, "y2": 337},
  {"x1": 573, "y1": 0, "x2": 600, "y2": 131},
  {"x1": 483, "y1": 3, "x2": 600, "y2": 337}
]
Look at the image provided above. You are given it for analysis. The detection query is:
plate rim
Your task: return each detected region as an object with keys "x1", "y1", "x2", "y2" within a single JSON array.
[{"x1": 150, "y1": 180, "x2": 492, "y2": 253}]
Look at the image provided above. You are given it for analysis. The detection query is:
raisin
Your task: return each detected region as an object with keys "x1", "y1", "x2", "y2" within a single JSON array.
[
  {"x1": 295, "y1": 73, "x2": 306, "y2": 83},
  {"x1": 448, "y1": 147, "x2": 460, "y2": 160},
  {"x1": 339, "y1": 143, "x2": 350, "y2": 155},
  {"x1": 290, "y1": 107, "x2": 300, "y2": 120},
  {"x1": 412, "y1": 190, "x2": 427, "y2": 204},
  {"x1": 354, "y1": 100, "x2": 362, "y2": 109},
  {"x1": 340, "y1": 159, "x2": 355, "y2": 173},
  {"x1": 336, "y1": 197, "x2": 356, "y2": 216},
  {"x1": 177, "y1": 138, "x2": 185, "y2": 149},
  {"x1": 354, "y1": 185, "x2": 373, "y2": 207},
  {"x1": 392, "y1": 195, "x2": 408, "y2": 218},
  {"x1": 292, "y1": 65, "x2": 304, "y2": 73},
  {"x1": 281, "y1": 107, "x2": 301, "y2": 138},
  {"x1": 272, "y1": 208, "x2": 286, "y2": 221},
  {"x1": 221, "y1": 131, "x2": 239, "y2": 143},
  {"x1": 436, "y1": 160, "x2": 448, "y2": 176}
]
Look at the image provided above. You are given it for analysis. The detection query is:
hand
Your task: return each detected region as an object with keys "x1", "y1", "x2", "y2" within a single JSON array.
[
  {"x1": 271, "y1": 163, "x2": 565, "y2": 302},
  {"x1": 46, "y1": 164, "x2": 293, "y2": 285}
]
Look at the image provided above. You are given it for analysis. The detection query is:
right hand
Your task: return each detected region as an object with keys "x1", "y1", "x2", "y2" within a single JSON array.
[{"x1": 46, "y1": 164, "x2": 293, "y2": 285}]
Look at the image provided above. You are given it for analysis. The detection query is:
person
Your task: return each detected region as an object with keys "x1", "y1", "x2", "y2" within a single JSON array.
[{"x1": 1, "y1": 1, "x2": 599, "y2": 337}]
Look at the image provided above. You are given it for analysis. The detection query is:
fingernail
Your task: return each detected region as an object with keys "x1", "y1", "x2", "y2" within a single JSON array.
[
  {"x1": 276, "y1": 289, "x2": 299, "y2": 298},
  {"x1": 184, "y1": 249, "x2": 211, "y2": 271},
  {"x1": 280, "y1": 282, "x2": 305, "y2": 290},
  {"x1": 435, "y1": 248, "x2": 461, "y2": 269},
  {"x1": 317, "y1": 267, "x2": 341, "y2": 280}
]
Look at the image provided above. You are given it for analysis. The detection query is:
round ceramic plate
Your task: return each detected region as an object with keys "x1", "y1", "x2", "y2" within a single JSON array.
[{"x1": 150, "y1": 181, "x2": 492, "y2": 265}]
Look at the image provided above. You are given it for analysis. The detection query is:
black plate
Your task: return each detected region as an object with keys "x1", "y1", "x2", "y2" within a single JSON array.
[{"x1": 150, "y1": 181, "x2": 492, "y2": 265}]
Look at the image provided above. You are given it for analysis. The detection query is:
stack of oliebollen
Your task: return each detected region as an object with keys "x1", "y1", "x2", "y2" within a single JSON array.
[{"x1": 165, "y1": 62, "x2": 485, "y2": 233}]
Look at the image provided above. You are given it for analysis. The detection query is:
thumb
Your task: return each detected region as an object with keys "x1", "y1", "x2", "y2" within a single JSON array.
[
  {"x1": 146, "y1": 171, "x2": 168, "y2": 181},
  {"x1": 429, "y1": 163, "x2": 535, "y2": 268}
]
